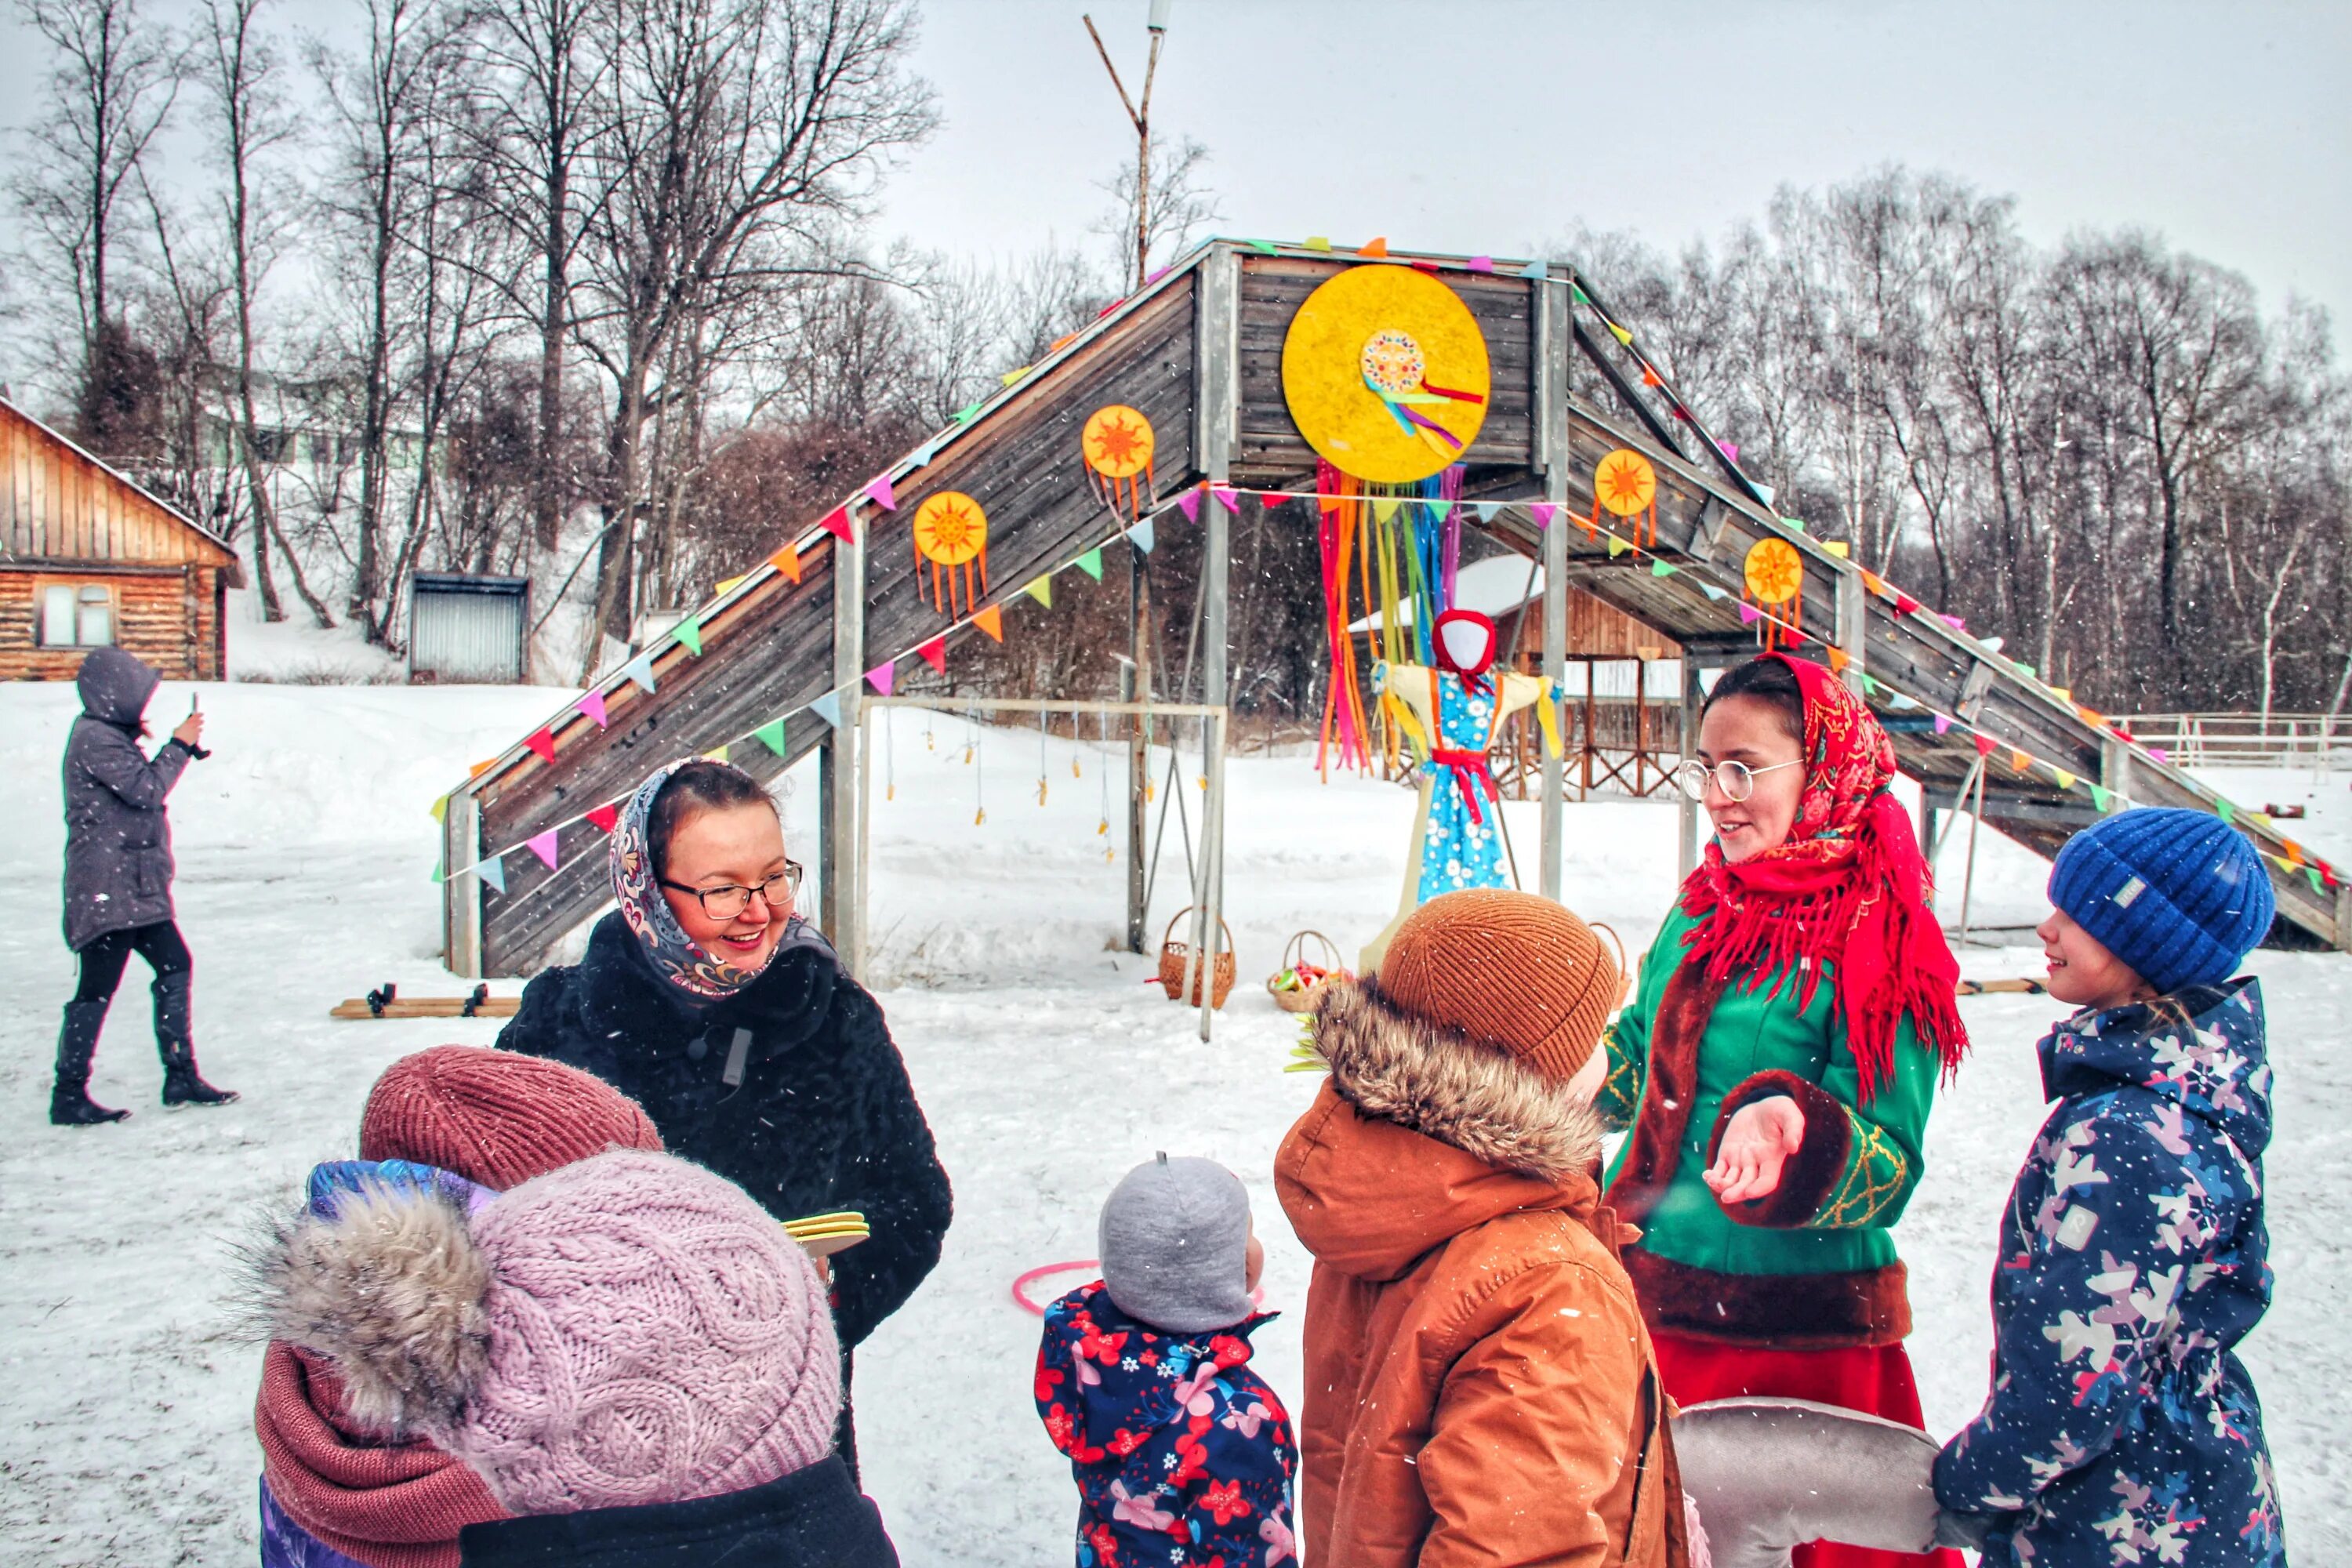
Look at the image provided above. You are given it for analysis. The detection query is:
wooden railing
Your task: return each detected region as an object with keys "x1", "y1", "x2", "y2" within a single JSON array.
[{"x1": 2118, "y1": 713, "x2": 2351, "y2": 771}]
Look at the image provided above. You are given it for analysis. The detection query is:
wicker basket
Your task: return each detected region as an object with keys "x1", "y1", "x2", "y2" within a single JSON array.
[
  {"x1": 1267, "y1": 929, "x2": 1350, "y2": 1014},
  {"x1": 1157, "y1": 907, "x2": 1236, "y2": 1009}
]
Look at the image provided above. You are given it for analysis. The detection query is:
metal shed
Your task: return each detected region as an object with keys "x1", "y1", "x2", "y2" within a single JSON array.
[{"x1": 408, "y1": 573, "x2": 528, "y2": 684}]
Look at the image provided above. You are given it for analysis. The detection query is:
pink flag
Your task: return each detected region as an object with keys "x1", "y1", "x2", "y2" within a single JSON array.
[
  {"x1": 866, "y1": 661, "x2": 896, "y2": 696},
  {"x1": 1716, "y1": 440, "x2": 1740, "y2": 462},
  {"x1": 524, "y1": 829, "x2": 560, "y2": 870},
  {"x1": 865, "y1": 475, "x2": 897, "y2": 510},
  {"x1": 576, "y1": 691, "x2": 608, "y2": 729},
  {"x1": 1177, "y1": 490, "x2": 1201, "y2": 523},
  {"x1": 1213, "y1": 485, "x2": 1240, "y2": 514},
  {"x1": 1530, "y1": 503, "x2": 1556, "y2": 530},
  {"x1": 1467, "y1": 256, "x2": 1495, "y2": 273},
  {"x1": 1737, "y1": 602, "x2": 1763, "y2": 624},
  {"x1": 1933, "y1": 714, "x2": 1952, "y2": 735},
  {"x1": 1940, "y1": 613, "x2": 1965, "y2": 630}
]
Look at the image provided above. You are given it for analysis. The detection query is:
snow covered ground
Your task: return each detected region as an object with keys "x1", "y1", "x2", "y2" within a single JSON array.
[{"x1": 0, "y1": 677, "x2": 2346, "y2": 1564}]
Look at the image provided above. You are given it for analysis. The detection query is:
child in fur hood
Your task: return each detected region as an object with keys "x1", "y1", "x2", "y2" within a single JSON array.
[
  {"x1": 1033, "y1": 1154, "x2": 1298, "y2": 1568},
  {"x1": 1276, "y1": 890, "x2": 1692, "y2": 1567},
  {"x1": 1933, "y1": 809, "x2": 2285, "y2": 1568},
  {"x1": 247, "y1": 1145, "x2": 898, "y2": 1568}
]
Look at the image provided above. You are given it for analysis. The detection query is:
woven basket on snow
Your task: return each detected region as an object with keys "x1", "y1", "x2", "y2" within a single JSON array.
[
  {"x1": 1157, "y1": 906, "x2": 1236, "y2": 1009},
  {"x1": 1267, "y1": 929, "x2": 1350, "y2": 1014}
]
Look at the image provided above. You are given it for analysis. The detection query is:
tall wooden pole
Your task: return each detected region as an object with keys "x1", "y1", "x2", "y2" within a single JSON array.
[{"x1": 1534, "y1": 265, "x2": 1569, "y2": 899}]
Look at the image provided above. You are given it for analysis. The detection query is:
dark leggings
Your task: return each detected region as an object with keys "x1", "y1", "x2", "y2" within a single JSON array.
[{"x1": 73, "y1": 921, "x2": 192, "y2": 1005}]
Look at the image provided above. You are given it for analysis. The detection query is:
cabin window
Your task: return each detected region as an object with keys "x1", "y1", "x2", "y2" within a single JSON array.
[{"x1": 38, "y1": 583, "x2": 116, "y2": 648}]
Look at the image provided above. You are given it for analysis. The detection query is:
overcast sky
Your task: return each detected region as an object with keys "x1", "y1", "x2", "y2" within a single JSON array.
[{"x1": 3, "y1": 0, "x2": 2347, "y2": 371}]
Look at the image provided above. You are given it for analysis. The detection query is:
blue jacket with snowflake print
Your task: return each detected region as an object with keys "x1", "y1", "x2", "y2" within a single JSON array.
[
  {"x1": 1934, "y1": 977, "x2": 2283, "y2": 1567},
  {"x1": 1036, "y1": 1283, "x2": 1298, "y2": 1568}
]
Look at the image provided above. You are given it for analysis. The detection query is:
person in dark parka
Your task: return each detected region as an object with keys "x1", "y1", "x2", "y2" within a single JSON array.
[
  {"x1": 55, "y1": 645, "x2": 236, "y2": 1123},
  {"x1": 497, "y1": 759, "x2": 951, "y2": 1475}
]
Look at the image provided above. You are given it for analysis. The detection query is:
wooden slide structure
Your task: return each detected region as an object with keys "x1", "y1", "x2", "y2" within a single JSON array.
[{"x1": 441, "y1": 240, "x2": 2348, "y2": 978}]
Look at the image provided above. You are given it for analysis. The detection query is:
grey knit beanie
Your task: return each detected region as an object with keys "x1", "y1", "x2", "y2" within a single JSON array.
[{"x1": 1098, "y1": 1153, "x2": 1253, "y2": 1334}]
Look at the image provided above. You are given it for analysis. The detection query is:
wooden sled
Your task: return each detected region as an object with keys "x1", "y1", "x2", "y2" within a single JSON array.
[{"x1": 330, "y1": 982, "x2": 519, "y2": 1020}]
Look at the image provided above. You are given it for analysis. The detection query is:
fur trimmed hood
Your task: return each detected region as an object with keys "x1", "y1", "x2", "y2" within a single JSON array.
[
  {"x1": 1311, "y1": 978, "x2": 1603, "y2": 1181},
  {"x1": 1278, "y1": 979, "x2": 1609, "y2": 1287}
]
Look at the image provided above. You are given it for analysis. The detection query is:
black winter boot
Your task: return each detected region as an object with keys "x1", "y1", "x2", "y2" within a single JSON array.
[
  {"x1": 51, "y1": 1001, "x2": 131, "y2": 1125},
  {"x1": 154, "y1": 971, "x2": 237, "y2": 1107}
]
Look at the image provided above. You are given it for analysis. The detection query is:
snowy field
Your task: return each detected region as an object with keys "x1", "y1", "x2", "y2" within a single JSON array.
[{"x1": 0, "y1": 673, "x2": 2347, "y2": 1566}]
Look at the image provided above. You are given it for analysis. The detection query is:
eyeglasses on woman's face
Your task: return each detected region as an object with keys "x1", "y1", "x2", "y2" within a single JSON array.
[
  {"x1": 1675, "y1": 757, "x2": 1802, "y2": 804},
  {"x1": 659, "y1": 861, "x2": 804, "y2": 921}
]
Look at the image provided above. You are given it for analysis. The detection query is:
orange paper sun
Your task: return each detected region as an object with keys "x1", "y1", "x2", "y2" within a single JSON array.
[
  {"x1": 1595, "y1": 448, "x2": 1657, "y2": 517},
  {"x1": 914, "y1": 492, "x2": 987, "y2": 565},
  {"x1": 1082, "y1": 405, "x2": 1154, "y2": 480},
  {"x1": 1744, "y1": 537, "x2": 1803, "y2": 604}
]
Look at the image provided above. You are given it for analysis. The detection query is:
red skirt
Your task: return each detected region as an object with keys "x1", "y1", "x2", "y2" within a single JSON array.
[{"x1": 1653, "y1": 1332, "x2": 1964, "y2": 1568}]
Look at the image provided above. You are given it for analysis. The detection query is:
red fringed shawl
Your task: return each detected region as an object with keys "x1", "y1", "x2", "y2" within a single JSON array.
[{"x1": 1675, "y1": 653, "x2": 1968, "y2": 1099}]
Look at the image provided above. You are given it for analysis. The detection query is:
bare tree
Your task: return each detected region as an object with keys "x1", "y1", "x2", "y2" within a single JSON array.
[
  {"x1": 9, "y1": 0, "x2": 181, "y2": 443},
  {"x1": 1090, "y1": 132, "x2": 1220, "y2": 288}
]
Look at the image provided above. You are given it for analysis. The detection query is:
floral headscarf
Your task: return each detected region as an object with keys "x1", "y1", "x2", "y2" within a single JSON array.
[
  {"x1": 1675, "y1": 654, "x2": 1968, "y2": 1098},
  {"x1": 611, "y1": 760, "x2": 779, "y2": 1002}
]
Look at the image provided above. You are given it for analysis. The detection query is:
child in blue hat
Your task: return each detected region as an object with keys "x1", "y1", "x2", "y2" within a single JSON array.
[{"x1": 1933, "y1": 808, "x2": 2285, "y2": 1566}]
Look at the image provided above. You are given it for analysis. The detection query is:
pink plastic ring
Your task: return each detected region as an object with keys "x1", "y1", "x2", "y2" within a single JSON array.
[{"x1": 1012, "y1": 1259, "x2": 1100, "y2": 1316}]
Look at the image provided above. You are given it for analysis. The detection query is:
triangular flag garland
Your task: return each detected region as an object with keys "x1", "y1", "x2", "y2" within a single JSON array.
[
  {"x1": 523, "y1": 728, "x2": 556, "y2": 765},
  {"x1": 1529, "y1": 503, "x2": 1556, "y2": 529},
  {"x1": 917, "y1": 636, "x2": 948, "y2": 674},
  {"x1": 673, "y1": 616, "x2": 702, "y2": 657},
  {"x1": 753, "y1": 718, "x2": 789, "y2": 756},
  {"x1": 866, "y1": 662, "x2": 897, "y2": 696},
  {"x1": 1075, "y1": 547, "x2": 1105, "y2": 582},
  {"x1": 2089, "y1": 784, "x2": 2114, "y2": 812},
  {"x1": 587, "y1": 803, "x2": 620, "y2": 833},
  {"x1": 1973, "y1": 734, "x2": 1998, "y2": 758},
  {"x1": 1177, "y1": 491, "x2": 1200, "y2": 522},
  {"x1": 1127, "y1": 517, "x2": 1156, "y2": 554},
  {"x1": 818, "y1": 506, "x2": 855, "y2": 544},
  {"x1": 1023, "y1": 576, "x2": 1053, "y2": 608},
  {"x1": 1649, "y1": 558, "x2": 1677, "y2": 577},
  {"x1": 811, "y1": 693, "x2": 842, "y2": 729},
  {"x1": 478, "y1": 855, "x2": 506, "y2": 895},
  {"x1": 769, "y1": 542, "x2": 802, "y2": 583},
  {"x1": 429, "y1": 794, "x2": 448, "y2": 822},
  {"x1": 704, "y1": 744, "x2": 730, "y2": 764},
  {"x1": 525, "y1": 830, "x2": 560, "y2": 870},
  {"x1": 713, "y1": 574, "x2": 747, "y2": 597},
  {"x1": 1607, "y1": 535, "x2": 1632, "y2": 558},
  {"x1": 1699, "y1": 583, "x2": 1730, "y2": 601},
  {"x1": 577, "y1": 691, "x2": 608, "y2": 729},
  {"x1": 2053, "y1": 768, "x2": 2078, "y2": 792},
  {"x1": 865, "y1": 475, "x2": 897, "y2": 510},
  {"x1": 1475, "y1": 501, "x2": 1506, "y2": 524},
  {"x1": 973, "y1": 604, "x2": 1005, "y2": 641},
  {"x1": 1933, "y1": 714, "x2": 1952, "y2": 735},
  {"x1": 622, "y1": 653, "x2": 657, "y2": 695},
  {"x1": 1211, "y1": 485, "x2": 1240, "y2": 514}
]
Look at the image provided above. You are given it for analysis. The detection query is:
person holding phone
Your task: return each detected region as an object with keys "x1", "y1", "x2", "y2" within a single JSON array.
[{"x1": 53, "y1": 647, "x2": 236, "y2": 1124}]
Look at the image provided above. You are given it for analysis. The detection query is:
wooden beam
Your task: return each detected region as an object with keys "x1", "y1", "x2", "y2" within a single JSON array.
[
  {"x1": 1535, "y1": 271, "x2": 1570, "y2": 900},
  {"x1": 825, "y1": 511, "x2": 866, "y2": 974}
]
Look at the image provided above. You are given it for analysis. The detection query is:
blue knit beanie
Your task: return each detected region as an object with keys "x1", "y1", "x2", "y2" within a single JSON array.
[{"x1": 2048, "y1": 808, "x2": 2274, "y2": 995}]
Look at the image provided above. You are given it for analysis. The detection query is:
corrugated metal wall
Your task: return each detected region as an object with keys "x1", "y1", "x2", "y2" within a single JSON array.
[{"x1": 411, "y1": 588, "x2": 524, "y2": 683}]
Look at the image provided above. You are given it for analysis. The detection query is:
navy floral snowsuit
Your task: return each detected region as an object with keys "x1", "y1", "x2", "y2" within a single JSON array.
[
  {"x1": 1036, "y1": 1283, "x2": 1298, "y2": 1568},
  {"x1": 1935, "y1": 978, "x2": 2284, "y2": 1566}
]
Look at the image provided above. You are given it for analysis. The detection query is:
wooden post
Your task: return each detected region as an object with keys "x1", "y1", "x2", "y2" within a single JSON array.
[
  {"x1": 1189, "y1": 243, "x2": 1238, "y2": 1037},
  {"x1": 1836, "y1": 565, "x2": 1868, "y2": 697},
  {"x1": 822, "y1": 524, "x2": 866, "y2": 974},
  {"x1": 2100, "y1": 734, "x2": 2132, "y2": 813},
  {"x1": 2337, "y1": 880, "x2": 2351, "y2": 955},
  {"x1": 442, "y1": 789, "x2": 482, "y2": 978},
  {"x1": 1535, "y1": 264, "x2": 1569, "y2": 900},
  {"x1": 1679, "y1": 658, "x2": 1704, "y2": 880},
  {"x1": 1123, "y1": 623, "x2": 1149, "y2": 953}
]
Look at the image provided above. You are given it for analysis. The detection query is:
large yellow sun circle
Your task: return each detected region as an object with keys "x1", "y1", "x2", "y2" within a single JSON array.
[
  {"x1": 913, "y1": 492, "x2": 988, "y2": 567},
  {"x1": 1595, "y1": 448, "x2": 1657, "y2": 517},
  {"x1": 1081, "y1": 405, "x2": 1154, "y2": 481},
  {"x1": 1282, "y1": 267, "x2": 1490, "y2": 484},
  {"x1": 1744, "y1": 537, "x2": 1804, "y2": 605}
]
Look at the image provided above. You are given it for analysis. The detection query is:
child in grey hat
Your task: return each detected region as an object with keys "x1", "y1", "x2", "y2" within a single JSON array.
[{"x1": 1034, "y1": 1154, "x2": 1298, "y2": 1567}]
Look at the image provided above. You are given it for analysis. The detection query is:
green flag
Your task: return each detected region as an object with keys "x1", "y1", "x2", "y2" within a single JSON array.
[
  {"x1": 674, "y1": 616, "x2": 702, "y2": 656},
  {"x1": 753, "y1": 718, "x2": 788, "y2": 757},
  {"x1": 1075, "y1": 547, "x2": 1104, "y2": 582}
]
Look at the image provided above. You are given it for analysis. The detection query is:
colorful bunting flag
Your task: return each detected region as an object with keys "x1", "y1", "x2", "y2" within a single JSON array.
[
  {"x1": 1973, "y1": 734, "x2": 1998, "y2": 757},
  {"x1": 430, "y1": 859, "x2": 445, "y2": 885},
  {"x1": 1933, "y1": 714, "x2": 1952, "y2": 735},
  {"x1": 866, "y1": 662, "x2": 896, "y2": 696},
  {"x1": 1860, "y1": 570, "x2": 1888, "y2": 596},
  {"x1": 1716, "y1": 440, "x2": 1740, "y2": 462},
  {"x1": 2089, "y1": 783, "x2": 2114, "y2": 811},
  {"x1": 577, "y1": 691, "x2": 608, "y2": 728},
  {"x1": 1000, "y1": 366, "x2": 1029, "y2": 387},
  {"x1": 1127, "y1": 517, "x2": 1156, "y2": 554},
  {"x1": 1754, "y1": 482, "x2": 1777, "y2": 506},
  {"x1": 811, "y1": 693, "x2": 842, "y2": 729},
  {"x1": 1860, "y1": 671, "x2": 1880, "y2": 697},
  {"x1": 2311, "y1": 867, "x2": 2328, "y2": 895},
  {"x1": 1821, "y1": 541, "x2": 1849, "y2": 559},
  {"x1": 1426, "y1": 498, "x2": 1454, "y2": 523},
  {"x1": 1737, "y1": 601, "x2": 1762, "y2": 624},
  {"x1": 1305, "y1": 236, "x2": 1332, "y2": 252},
  {"x1": 1699, "y1": 583, "x2": 1730, "y2": 601},
  {"x1": 769, "y1": 541, "x2": 803, "y2": 583},
  {"x1": 1212, "y1": 485, "x2": 1240, "y2": 514},
  {"x1": 523, "y1": 728, "x2": 556, "y2": 765},
  {"x1": 622, "y1": 652, "x2": 657, "y2": 695},
  {"x1": 1247, "y1": 239, "x2": 1279, "y2": 255},
  {"x1": 1467, "y1": 256, "x2": 1494, "y2": 273},
  {"x1": 1650, "y1": 558, "x2": 1676, "y2": 578},
  {"x1": 479, "y1": 855, "x2": 506, "y2": 895},
  {"x1": 1372, "y1": 498, "x2": 1399, "y2": 523},
  {"x1": 2217, "y1": 800, "x2": 2235, "y2": 825},
  {"x1": 1023, "y1": 577, "x2": 1053, "y2": 608},
  {"x1": 673, "y1": 616, "x2": 702, "y2": 657},
  {"x1": 1075, "y1": 547, "x2": 1105, "y2": 582},
  {"x1": 1827, "y1": 648, "x2": 1850, "y2": 675},
  {"x1": 587, "y1": 803, "x2": 619, "y2": 833},
  {"x1": 1529, "y1": 502, "x2": 1555, "y2": 529},
  {"x1": 1475, "y1": 501, "x2": 1506, "y2": 524},
  {"x1": 1357, "y1": 237, "x2": 1389, "y2": 258},
  {"x1": 713, "y1": 574, "x2": 747, "y2": 597},
  {"x1": 917, "y1": 637, "x2": 947, "y2": 674},
  {"x1": 703, "y1": 745, "x2": 729, "y2": 764},
  {"x1": 953, "y1": 399, "x2": 985, "y2": 423},
  {"x1": 2009, "y1": 748, "x2": 2032, "y2": 773},
  {"x1": 525, "y1": 830, "x2": 560, "y2": 870},
  {"x1": 429, "y1": 794, "x2": 448, "y2": 822},
  {"x1": 1608, "y1": 322, "x2": 1633, "y2": 347},
  {"x1": 1518, "y1": 258, "x2": 1546, "y2": 279},
  {"x1": 1177, "y1": 491, "x2": 1200, "y2": 523},
  {"x1": 1893, "y1": 593, "x2": 1922, "y2": 615},
  {"x1": 753, "y1": 718, "x2": 788, "y2": 756},
  {"x1": 973, "y1": 604, "x2": 1004, "y2": 642},
  {"x1": 818, "y1": 506, "x2": 855, "y2": 544},
  {"x1": 865, "y1": 475, "x2": 897, "y2": 510},
  {"x1": 1606, "y1": 535, "x2": 1631, "y2": 557}
]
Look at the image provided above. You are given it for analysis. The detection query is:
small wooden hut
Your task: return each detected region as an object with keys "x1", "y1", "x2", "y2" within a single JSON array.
[{"x1": 1, "y1": 396, "x2": 241, "y2": 681}]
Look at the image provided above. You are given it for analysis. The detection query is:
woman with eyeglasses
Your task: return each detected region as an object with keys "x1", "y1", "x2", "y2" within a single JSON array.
[
  {"x1": 1596, "y1": 653, "x2": 1969, "y2": 1568},
  {"x1": 497, "y1": 758, "x2": 951, "y2": 1480}
]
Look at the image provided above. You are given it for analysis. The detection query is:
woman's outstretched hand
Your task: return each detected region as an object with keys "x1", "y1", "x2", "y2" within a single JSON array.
[{"x1": 1704, "y1": 1095, "x2": 1805, "y2": 1203}]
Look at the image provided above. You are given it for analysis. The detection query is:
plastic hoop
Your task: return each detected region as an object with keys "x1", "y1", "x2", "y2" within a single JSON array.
[{"x1": 1011, "y1": 1259, "x2": 1266, "y2": 1317}]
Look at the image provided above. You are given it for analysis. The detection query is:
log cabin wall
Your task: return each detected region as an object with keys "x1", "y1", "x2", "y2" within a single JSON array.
[{"x1": 1, "y1": 397, "x2": 238, "y2": 683}]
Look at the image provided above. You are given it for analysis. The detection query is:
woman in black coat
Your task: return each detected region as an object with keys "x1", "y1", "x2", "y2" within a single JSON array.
[
  {"x1": 54, "y1": 645, "x2": 236, "y2": 1123},
  {"x1": 497, "y1": 759, "x2": 951, "y2": 1472}
]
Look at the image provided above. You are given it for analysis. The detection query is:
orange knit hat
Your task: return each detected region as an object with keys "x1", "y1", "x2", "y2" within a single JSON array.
[
  {"x1": 358, "y1": 1045, "x2": 663, "y2": 1190},
  {"x1": 1375, "y1": 890, "x2": 1621, "y2": 1083}
]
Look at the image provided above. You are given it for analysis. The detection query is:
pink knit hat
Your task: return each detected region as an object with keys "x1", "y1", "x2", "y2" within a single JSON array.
[{"x1": 255, "y1": 1149, "x2": 840, "y2": 1515}]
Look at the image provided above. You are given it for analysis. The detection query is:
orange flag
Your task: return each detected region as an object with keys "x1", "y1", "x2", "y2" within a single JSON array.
[
  {"x1": 972, "y1": 604, "x2": 1004, "y2": 642},
  {"x1": 769, "y1": 541, "x2": 802, "y2": 583}
]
